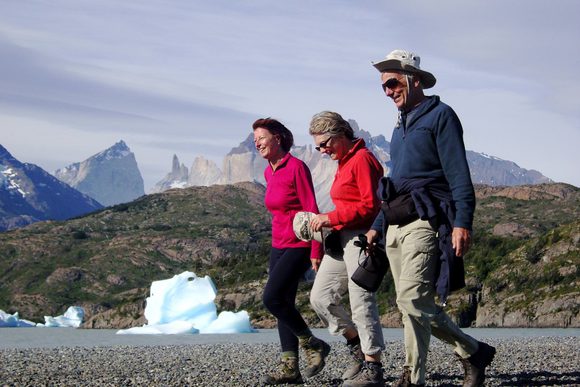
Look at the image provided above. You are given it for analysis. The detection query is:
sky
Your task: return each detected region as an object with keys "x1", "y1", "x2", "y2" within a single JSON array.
[{"x1": 1, "y1": 0, "x2": 579, "y2": 191}]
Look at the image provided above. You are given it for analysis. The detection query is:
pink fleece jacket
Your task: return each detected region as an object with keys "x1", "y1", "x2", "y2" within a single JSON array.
[{"x1": 264, "y1": 153, "x2": 323, "y2": 259}]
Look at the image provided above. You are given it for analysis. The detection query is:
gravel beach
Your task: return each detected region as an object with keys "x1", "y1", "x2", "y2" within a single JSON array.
[{"x1": 1, "y1": 334, "x2": 578, "y2": 386}]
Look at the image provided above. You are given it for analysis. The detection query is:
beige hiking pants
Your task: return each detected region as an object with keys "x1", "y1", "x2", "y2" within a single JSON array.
[
  {"x1": 386, "y1": 218, "x2": 479, "y2": 384},
  {"x1": 310, "y1": 228, "x2": 385, "y2": 355}
]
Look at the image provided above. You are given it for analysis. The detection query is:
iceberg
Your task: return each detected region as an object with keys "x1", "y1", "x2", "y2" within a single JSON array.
[
  {"x1": 38, "y1": 306, "x2": 85, "y2": 328},
  {"x1": 0, "y1": 306, "x2": 84, "y2": 328},
  {"x1": 0, "y1": 310, "x2": 37, "y2": 327},
  {"x1": 117, "y1": 271, "x2": 255, "y2": 335}
]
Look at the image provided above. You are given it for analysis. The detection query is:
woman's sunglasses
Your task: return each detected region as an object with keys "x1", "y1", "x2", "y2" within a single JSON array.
[{"x1": 315, "y1": 137, "x2": 333, "y2": 152}]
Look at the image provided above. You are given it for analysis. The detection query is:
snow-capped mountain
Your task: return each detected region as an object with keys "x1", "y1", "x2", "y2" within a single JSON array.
[
  {"x1": 151, "y1": 122, "x2": 552, "y2": 211},
  {"x1": 55, "y1": 141, "x2": 145, "y2": 206},
  {"x1": 0, "y1": 145, "x2": 103, "y2": 231},
  {"x1": 149, "y1": 154, "x2": 190, "y2": 193},
  {"x1": 467, "y1": 151, "x2": 551, "y2": 186}
]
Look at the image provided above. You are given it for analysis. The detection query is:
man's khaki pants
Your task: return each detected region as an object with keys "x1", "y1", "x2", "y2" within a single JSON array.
[
  {"x1": 386, "y1": 219, "x2": 479, "y2": 384},
  {"x1": 310, "y1": 228, "x2": 385, "y2": 356}
]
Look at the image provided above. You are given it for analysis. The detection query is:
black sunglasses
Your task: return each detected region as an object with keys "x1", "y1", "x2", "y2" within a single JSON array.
[
  {"x1": 315, "y1": 137, "x2": 333, "y2": 152},
  {"x1": 382, "y1": 77, "x2": 401, "y2": 91}
]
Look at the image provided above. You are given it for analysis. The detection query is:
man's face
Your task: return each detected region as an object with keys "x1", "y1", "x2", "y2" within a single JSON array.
[{"x1": 380, "y1": 71, "x2": 418, "y2": 111}]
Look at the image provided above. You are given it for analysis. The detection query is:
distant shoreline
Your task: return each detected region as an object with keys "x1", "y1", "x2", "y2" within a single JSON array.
[{"x1": 0, "y1": 327, "x2": 578, "y2": 350}]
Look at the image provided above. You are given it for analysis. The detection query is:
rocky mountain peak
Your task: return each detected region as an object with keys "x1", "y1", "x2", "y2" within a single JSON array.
[
  {"x1": 92, "y1": 140, "x2": 131, "y2": 162},
  {"x1": 54, "y1": 140, "x2": 144, "y2": 206},
  {"x1": 0, "y1": 144, "x2": 103, "y2": 231},
  {"x1": 228, "y1": 134, "x2": 256, "y2": 156},
  {"x1": 170, "y1": 154, "x2": 188, "y2": 177},
  {"x1": 149, "y1": 155, "x2": 190, "y2": 193},
  {"x1": 0, "y1": 144, "x2": 16, "y2": 161}
]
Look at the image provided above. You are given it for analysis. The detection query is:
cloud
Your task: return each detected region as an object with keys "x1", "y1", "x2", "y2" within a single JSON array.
[{"x1": 0, "y1": 0, "x2": 578, "y2": 189}]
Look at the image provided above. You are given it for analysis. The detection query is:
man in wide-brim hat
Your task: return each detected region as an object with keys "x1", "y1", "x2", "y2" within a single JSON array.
[
  {"x1": 372, "y1": 49, "x2": 437, "y2": 89},
  {"x1": 363, "y1": 49, "x2": 497, "y2": 387}
]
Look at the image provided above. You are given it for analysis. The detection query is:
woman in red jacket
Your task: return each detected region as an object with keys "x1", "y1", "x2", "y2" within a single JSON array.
[
  {"x1": 308, "y1": 111, "x2": 386, "y2": 387},
  {"x1": 253, "y1": 118, "x2": 329, "y2": 385}
]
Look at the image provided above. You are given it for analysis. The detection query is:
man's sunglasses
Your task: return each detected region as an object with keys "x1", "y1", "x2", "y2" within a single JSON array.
[
  {"x1": 382, "y1": 77, "x2": 402, "y2": 91},
  {"x1": 315, "y1": 137, "x2": 333, "y2": 152}
]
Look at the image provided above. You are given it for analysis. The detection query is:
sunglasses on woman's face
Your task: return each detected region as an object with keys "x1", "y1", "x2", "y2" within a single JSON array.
[
  {"x1": 315, "y1": 136, "x2": 333, "y2": 152},
  {"x1": 382, "y1": 77, "x2": 402, "y2": 91}
]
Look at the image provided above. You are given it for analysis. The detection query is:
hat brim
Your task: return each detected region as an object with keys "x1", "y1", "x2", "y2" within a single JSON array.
[
  {"x1": 293, "y1": 211, "x2": 324, "y2": 243},
  {"x1": 372, "y1": 59, "x2": 436, "y2": 89}
]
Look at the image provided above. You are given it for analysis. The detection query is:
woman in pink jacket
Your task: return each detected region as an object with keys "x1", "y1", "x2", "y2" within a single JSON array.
[{"x1": 253, "y1": 118, "x2": 330, "y2": 385}]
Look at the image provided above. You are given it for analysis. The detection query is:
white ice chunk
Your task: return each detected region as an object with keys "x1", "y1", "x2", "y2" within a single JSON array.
[
  {"x1": 38, "y1": 306, "x2": 84, "y2": 328},
  {"x1": 200, "y1": 311, "x2": 255, "y2": 334},
  {"x1": 144, "y1": 271, "x2": 217, "y2": 326},
  {"x1": 0, "y1": 309, "x2": 37, "y2": 327},
  {"x1": 117, "y1": 271, "x2": 255, "y2": 335}
]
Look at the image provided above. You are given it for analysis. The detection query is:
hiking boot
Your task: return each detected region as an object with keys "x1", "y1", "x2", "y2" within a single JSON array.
[
  {"x1": 457, "y1": 341, "x2": 496, "y2": 387},
  {"x1": 263, "y1": 355, "x2": 304, "y2": 385},
  {"x1": 342, "y1": 342, "x2": 364, "y2": 380},
  {"x1": 342, "y1": 361, "x2": 383, "y2": 387},
  {"x1": 391, "y1": 366, "x2": 425, "y2": 387},
  {"x1": 298, "y1": 336, "x2": 331, "y2": 378}
]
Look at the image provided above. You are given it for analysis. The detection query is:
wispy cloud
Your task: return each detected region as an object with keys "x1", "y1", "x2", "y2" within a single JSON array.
[{"x1": 0, "y1": 0, "x2": 578, "y2": 189}]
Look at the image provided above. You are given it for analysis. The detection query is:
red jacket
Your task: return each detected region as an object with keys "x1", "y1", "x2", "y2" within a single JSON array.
[{"x1": 328, "y1": 139, "x2": 383, "y2": 230}]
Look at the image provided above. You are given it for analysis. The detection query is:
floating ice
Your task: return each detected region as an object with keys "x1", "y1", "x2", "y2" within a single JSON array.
[
  {"x1": 201, "y1": 310, "x2": 254, "y2": 334},
  {"x1": 117, "y1": 271, "x2": 255, "y2": 335},
  {"x1": 0, "y1": 306, "x2": 84, "y2": 328},
  {"x1": 38, "y1": 306, "x2": 85, "y2": 328},
  {"x1": 0, "y1": 310, "x2": 37, "y2": 327}
]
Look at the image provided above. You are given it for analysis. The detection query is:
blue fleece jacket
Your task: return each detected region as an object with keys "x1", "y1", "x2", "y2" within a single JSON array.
[{"x1": 389, "y1": 95, "x2": 475, "y2": 229}]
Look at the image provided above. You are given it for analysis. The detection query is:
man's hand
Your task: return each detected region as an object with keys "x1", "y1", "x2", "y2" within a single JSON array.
[
  {"x1": 452, "y1": 227, "x2": 471, "y2": 257},
  {"x1": 364, "y1": 229, "x2": 380, "y2": 245}
]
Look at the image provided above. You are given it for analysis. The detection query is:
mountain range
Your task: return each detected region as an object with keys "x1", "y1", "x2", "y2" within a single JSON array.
[
  {"x1": 0, "y1": 145, "x2": 103, "y2": 232},
  {"x1": 151, "y1": 123, "x2": 552, "y2": 211},
  {"x1": 0, "y1": 124, "x2": 555, "y2": 231}
]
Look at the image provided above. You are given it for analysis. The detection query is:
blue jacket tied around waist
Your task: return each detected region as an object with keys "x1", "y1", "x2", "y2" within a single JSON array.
[
  {"x1": 373, "y1": 95, "x2": 475, "y2": 304},
  {"x1": 372, "y1": 177, "x2": 465, "y2": 304}
]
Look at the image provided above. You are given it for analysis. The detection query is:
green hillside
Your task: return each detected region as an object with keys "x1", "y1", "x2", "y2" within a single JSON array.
[{"x1": 0, "y1": 182, "x2": 578, "y2": 328}]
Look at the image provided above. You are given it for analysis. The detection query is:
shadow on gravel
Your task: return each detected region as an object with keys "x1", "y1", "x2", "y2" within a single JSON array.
[
  {"x1": 382, "y1": 371, "x2": 580, "y2": 386},
  {"x1": 495, "y1": 370, "x2": 580, "y2": 386}
]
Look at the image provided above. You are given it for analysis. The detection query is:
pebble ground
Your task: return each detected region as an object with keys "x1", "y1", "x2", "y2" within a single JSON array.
[{"x1": 1, "y1": 337, "x2": 578, "y2": 386}]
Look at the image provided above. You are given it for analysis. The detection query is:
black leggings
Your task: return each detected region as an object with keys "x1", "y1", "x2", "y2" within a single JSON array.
[{"x1": 262, "y1": 247, "x2": 312, "y2": 353}]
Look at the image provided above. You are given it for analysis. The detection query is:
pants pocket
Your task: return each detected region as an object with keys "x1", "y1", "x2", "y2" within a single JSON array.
[{"x1": 402, "y1": 221, "x2": 438, "y2": 282}]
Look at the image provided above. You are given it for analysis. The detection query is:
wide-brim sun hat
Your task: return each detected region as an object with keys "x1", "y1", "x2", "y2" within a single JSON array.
[
  {"x1": 372, "y1": 49, "x2": 436, "y2": 89},
  {"x1": 293, "y1": 211, "x2": 324, "y2": 243}
]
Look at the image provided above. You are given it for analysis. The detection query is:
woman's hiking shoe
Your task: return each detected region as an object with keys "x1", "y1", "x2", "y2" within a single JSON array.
[
  {"x1": 298, "y1": 336, "x2": 331, "y2": 378},
  {"x1": 263, "y1": 356, "x2": 303, "y2": 385},
  {"x1": 342, "y1": 361, "x2": 383, "y2": 387},
  {"x1": 342, "y1": 342, "x2": 364, "y2": 380}
]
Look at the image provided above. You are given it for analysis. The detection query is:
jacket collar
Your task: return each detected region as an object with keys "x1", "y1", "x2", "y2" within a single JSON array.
[
  {"x1": 339, "y1": 138, "x2": 366, "y2": 166},
  {"x1": 268, "y1": 152, "x2": 292, "y2": 172}
]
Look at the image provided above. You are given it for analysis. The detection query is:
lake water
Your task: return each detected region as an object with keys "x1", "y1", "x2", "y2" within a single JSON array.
[{"x1": 1, "y1": 327, "x2": 578, "y2": 349}]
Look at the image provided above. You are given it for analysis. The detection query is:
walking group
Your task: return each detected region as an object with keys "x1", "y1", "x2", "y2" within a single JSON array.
[{"x1": 255, "y1": 49, "x2": 496, "y2": 387}]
